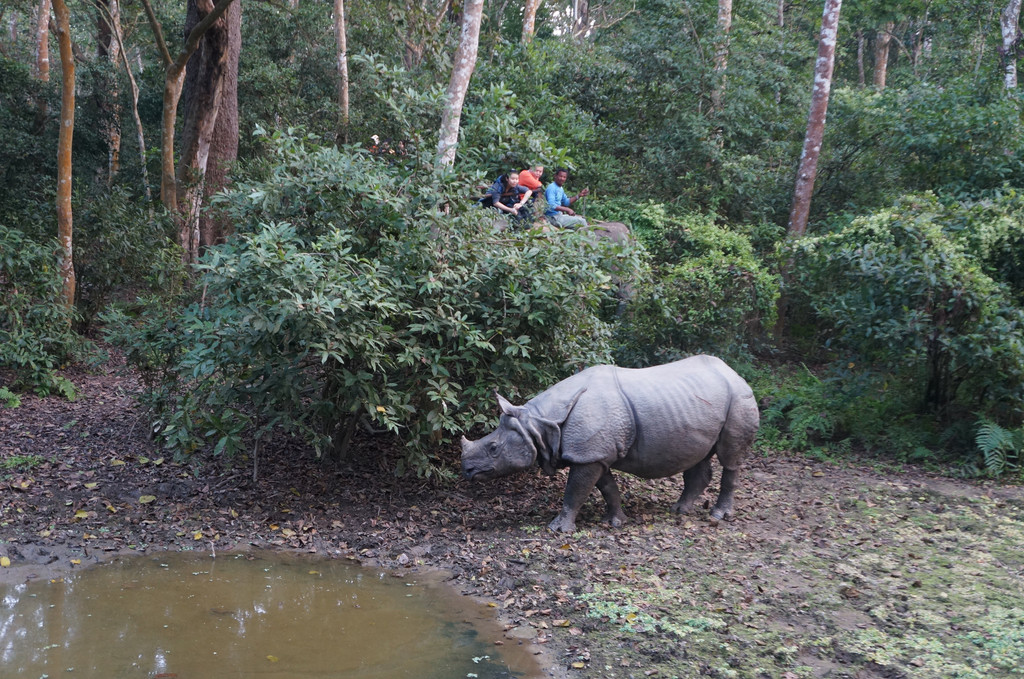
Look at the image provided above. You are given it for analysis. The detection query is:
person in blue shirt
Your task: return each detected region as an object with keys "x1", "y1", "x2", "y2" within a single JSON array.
[{"x1": 544, "y1": 168, "x2": 590, "y2": 228}]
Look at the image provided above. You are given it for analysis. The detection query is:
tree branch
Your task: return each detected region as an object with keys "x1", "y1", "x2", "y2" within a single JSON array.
[{"x1": 139, "y1": 0, "x2": 172, "y2": 67}]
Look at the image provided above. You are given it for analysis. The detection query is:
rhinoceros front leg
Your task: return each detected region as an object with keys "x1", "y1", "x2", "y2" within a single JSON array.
[
  {"x1": 596, "y1": 470, "x2": 628, "y2": 527},
  {"x1": 710, "y1": 467, "x2": 739, "y2": 520},
  {"x1": 548, "y1": 462, "x2": 604, "y2": 533},
  {"x1": 672, "y1": 452, "x2": 713, "y2": 515}
]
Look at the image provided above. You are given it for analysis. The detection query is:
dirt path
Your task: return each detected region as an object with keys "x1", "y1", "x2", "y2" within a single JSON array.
[{"x1": 2, "y1": 361, "x2": 1023, "y2": 678}]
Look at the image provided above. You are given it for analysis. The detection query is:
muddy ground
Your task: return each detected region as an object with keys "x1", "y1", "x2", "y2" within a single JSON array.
[{"x1": 2, "y1": 358, "x2": 1024, "y2": 679}]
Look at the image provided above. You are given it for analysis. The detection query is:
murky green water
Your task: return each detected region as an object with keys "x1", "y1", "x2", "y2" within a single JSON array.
[{"x1": 0, "y1": 552, "x2": 542, "y2": 679}]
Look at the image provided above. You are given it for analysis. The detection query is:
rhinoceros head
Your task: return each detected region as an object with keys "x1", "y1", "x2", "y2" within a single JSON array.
[{"x1": 461, "y1": 388, "x2": 586, "y2": 481}]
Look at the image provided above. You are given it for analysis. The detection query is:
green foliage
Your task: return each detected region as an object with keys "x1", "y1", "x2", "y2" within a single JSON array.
[
  {"x1": 789, "y1": 194, "x2": 1024, "y2": 457},
  {"x1": 0, "y1": 225, "x2": 81, "y2": 398},
  {"x1": 819, "y1": 83, "x2": 1024, "y2": 219},
  {"x1": 610, "y1": 208, "x2": 778, "y2": 365},
  {"x1": 72, "y1": 189, "x2": 185, "y2": 330},
  {"x1": 974, "y1": 419, "x2": 1024, "y2": 478},
  {"x1": 0, "y1": 454, "x2": 43, "y2": 472},
  {"x1": 0, "y1": 386, "x2": 22, "y2": 408},
  {"x1": 108, "y1": 130, "x2": 639, "y2": 474}
]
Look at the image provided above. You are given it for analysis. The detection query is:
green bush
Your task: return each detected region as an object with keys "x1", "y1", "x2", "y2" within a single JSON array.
[
  {"x1": 789, "y1": 193, "x2": 1024, "y2": 458},
  {"x1": 613, "y1": 211, "x2": 778, "y2": 365},
  {"x1": 106, "y1": 130, "x2": 640, "y2": 475},
  {"x1": 73, "y1": 188, "x2": 185, "y2": 330},
  {"x1": 0, "y1": 224, "x2": 81, "y2": 397}
]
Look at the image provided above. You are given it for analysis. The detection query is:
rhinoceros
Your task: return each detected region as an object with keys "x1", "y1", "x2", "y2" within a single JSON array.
[{"x1": 460, "y1": 355, "x2": 760, "y2": 533}]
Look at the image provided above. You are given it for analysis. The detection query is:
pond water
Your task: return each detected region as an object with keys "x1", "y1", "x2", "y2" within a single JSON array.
[{"x1": 0, "y1": 551, "x2": 543, "y2": 679}]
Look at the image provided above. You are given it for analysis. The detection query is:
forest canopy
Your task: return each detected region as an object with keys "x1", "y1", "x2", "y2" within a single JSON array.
[{"x1": 1, "y1": 0, "x2": 1023, "y2": 479}]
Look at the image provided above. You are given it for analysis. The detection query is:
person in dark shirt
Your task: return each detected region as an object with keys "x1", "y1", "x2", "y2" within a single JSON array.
[{"x1": 483, "y1": 171, "x2": 534, "y2": 227}]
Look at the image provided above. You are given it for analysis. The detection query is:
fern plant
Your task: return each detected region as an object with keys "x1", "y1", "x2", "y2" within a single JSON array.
[{"x1": 975, "y1": 418, "x2": 1024, "y2": 477}]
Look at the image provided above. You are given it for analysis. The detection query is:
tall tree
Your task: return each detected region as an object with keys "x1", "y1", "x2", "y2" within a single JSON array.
[
  {"x1": 334, "y1": 0, "x2": 350, "y2": 142},
  {"x1": 436, "y1": 0, "x2": 484, "y2": 168},
  {"x1": 53, "y1": 0, "x2": 75, "y2": 310},
  {"x1": 177, "y1": 0, "x2": 236, "y2": 260},
  {"x1": 522, "y1": 0, "x2": 542, "y2": 43},
  {"x1": 33, "y1": 0, "x2": 51, "y2": 131},
  {"x1": 1001, "y1": 0, "x2": 1022, "y2": 89},
  {"x1": 710, "y1": 0, "x2": 733, "y2": 113},
  {"x1": 34, "y1": 0, "x2": 51, "y2": 81},
  {"x1": 200, "y1": 0, "x2": 240, "y2": 248},
  {"x1": 788, "y1": 0, "x2": 843, "y2": 238},
  {"x1": 141, "y1": 0, "x2": 235, "y2": 260},
  {"x1": 872, "y1": 21, "x2": 894, "y2": 90},
  {"x1": 96, "y1": 0, "x2": 122, "y2": 184}
]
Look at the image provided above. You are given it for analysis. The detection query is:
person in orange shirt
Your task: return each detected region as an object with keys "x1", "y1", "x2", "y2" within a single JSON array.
[{"x1": 517, "y1": 165, "x2": 544, "y2": 192}]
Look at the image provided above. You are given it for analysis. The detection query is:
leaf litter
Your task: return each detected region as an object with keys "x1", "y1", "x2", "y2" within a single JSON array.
[{"x1": 1, "y1": 356, "x2": 1023, "y2": 678}]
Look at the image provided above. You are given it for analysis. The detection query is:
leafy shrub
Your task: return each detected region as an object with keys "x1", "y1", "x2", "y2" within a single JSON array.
[
  {"x1": 0, "y1": 224, "x2": 81, "y2": 397},
  {"x1": 789, "y1": 194, "x2": 1024, "y2": 458},
  {"x1": 613, "y1": 211, "x2": 778, "y2": 365},
  {"x1": 73, "y1": 188, "x2": 185, "y2": 330},
  {"x1": 107, "y1": 130, "x2": 640, "y2": 475}
]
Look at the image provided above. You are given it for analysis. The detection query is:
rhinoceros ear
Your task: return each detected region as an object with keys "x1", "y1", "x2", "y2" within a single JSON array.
[
  {"x1": 530, "y1": 387, "x2": 587, "y2": 476},
  {"x1": 496, "y1": 392, "x2": 526, "y2": 418}
]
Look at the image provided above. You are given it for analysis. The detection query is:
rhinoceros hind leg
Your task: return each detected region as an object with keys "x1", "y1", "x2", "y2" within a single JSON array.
[
  {"x1": 548, "y1": 463, "x2": 605, "y2": 533},
  {"x1": 673, "y1": 452, "x2": 713, "y2": 514},
  {"x1": 596, "y1": 470, "x2": 627, "y2": 527},
  {"x1": 710, "y1": 467, "x2": 739, "y2": 520}
]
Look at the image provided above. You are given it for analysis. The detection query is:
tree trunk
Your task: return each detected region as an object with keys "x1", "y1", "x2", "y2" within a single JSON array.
[
  {"x1": 142, "y1": 0, "x2": 235, "y2": 261},
  {"x1": 710, "y1": 0, "x2": 733, "y2": 113},
  {"x1": 177, "y1": 0, "x2": 232, "y2": 263},
  {"x1": 572, "y1": 0, "x2": 589, "y2": 39},
  {"x1": 107, "y1": 8, "x2": 152, "y2": 203},
  {"x1": 34, "y1": 0, "x2": 51, "y2": 81},
  {"x1": 334, "y1": 0, "x2": 350, "y2": 142},
  {"x1": 436, "y1": 0, "x2": 484, "y2": 168},
  {"x1": 873, "y1": 21, "x2": 894, "y2": 90},
  {"x1": 1001, "y1": 0, "x2": 1022, "y2": 90},
  {"x1": 856, "y1": 29, "x2": 865, "y2": 87},
  {"x1": 53, "y1": 0, "x2": 75, "y2": 311},
  {"x1": 522, "y1": 0, "x2": 541, "y2": 43},
  {"x1": 96, "y1": 0, "x2": 122, "y2": 185},
  {"x1": 34, "y1": 0, "x2": 51, "y2": 132},
  {"x1": 200, "y1": 0, "x2": 240, "y2": 249},
  {"x1": 787, "y1": 0, "x2": 842, "y2": 238}
]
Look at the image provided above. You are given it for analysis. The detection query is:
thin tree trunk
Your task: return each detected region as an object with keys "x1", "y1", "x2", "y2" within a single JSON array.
[
  {"x1": 777, "y1": 0, "x2": 784, "y2": 27},
  {"x1": 97, "y1": 0, "x2": 122, "y2": 184},
  {"x1": 1001, "y1": 0, "x2": 1022, "y2": 89},
  {"x1": 873, "y1": 21, "x2": 894, "y2": 90},
  {"x1": 34, "y1": 0, "x2": 51, "y2": 132},
  {"x1": 34, "y1": 0, "x2": 51, "y2": 80},
  {"x1": 436, "y1": 0, "x2": 484, "y2": 168},
  {"x1": 200, "y1": 0, "x2": 240, "y2": 249},
  {"x1": 522, "y1": 0, "x2": 541, "y2": 43},
  {"x1": 53, "y1": 0, "x2": 75, "y2": 311},
  {"x1": 334, "y1": 0, "x2": 350, "y2": 142},
  {"x1": 856, "y1": 29, "x2": 865, "y2": 87},
  {"x1": 178, "y1": 0, "x2": 232, "y2": 263},
  {"x1": 103, "y1": 2, "x2": 152, "y2": 203},
  {"x1": 710, "y1": 0, "x2": 733, "y2": 113},
  {"x1": 788, "y1": 0, "x2": 843, "y2": 238}
]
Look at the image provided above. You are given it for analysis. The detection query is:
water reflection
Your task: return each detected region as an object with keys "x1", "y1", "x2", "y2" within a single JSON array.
[{"x1": 0, "y1": 552, "x2": 540, "y2": 678}]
